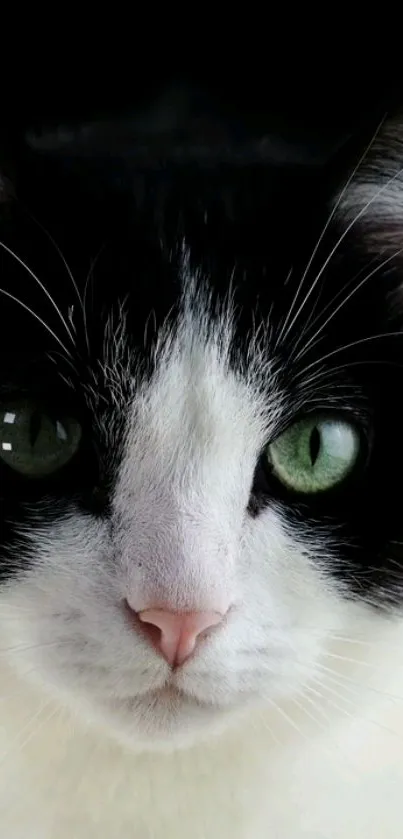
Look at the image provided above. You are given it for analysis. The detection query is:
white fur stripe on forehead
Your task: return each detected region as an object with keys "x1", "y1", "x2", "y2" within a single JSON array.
[
  {"x1": 336, "y1": 116, "x2": 403, "y2": 251},
  {"x1": 152, "y1": 244, "x2": 236, "y2": 371},
  {"x1": 88, "y1": 245, "x2": 286, "y2": 453},
  {"x1": 102, "y1": 242, "x2": 280, "y2": 396},
  {"x1": 149, "y1": 245, "x2": 287, "y2": 429},
  {"x1": 130, "y1": 247, "x2": 284, "y2": 444},
  {"x1": 114, "y1": 258, "x2": 284, "y2": 518}
]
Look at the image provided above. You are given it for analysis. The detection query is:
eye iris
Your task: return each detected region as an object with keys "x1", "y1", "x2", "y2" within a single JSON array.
[
  {"x1": 0, "y1": 401, "x2": 81, "y2": 478},
  {"x1": 266, "y1": 415, "x2": 360, "y2": 494}
]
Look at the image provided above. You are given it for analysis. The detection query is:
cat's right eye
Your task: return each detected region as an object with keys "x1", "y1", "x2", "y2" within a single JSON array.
[
  {"x1": 266, "y1": 414, "x2": 361, "y2": 494},
  {"x1": 0, "y1": 400, "x2": 82, "y2": 478}
]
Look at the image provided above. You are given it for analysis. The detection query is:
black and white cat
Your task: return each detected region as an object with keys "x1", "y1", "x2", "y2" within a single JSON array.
[{"x1": 1, "y1": 111, "x2": 403, "y2": 838}]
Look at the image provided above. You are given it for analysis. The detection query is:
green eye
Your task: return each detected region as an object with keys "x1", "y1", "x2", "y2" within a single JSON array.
[
  {"x1": 0, "y1": 400, "x2": 82, "y2": 478},
  {"x1": 266, "y1": 415, "x2": 361, "y2": 494}
]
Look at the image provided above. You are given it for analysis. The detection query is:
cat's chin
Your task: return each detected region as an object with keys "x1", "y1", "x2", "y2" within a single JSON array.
[{"x1": 88, "y1": 685, "x2": 249, "y2": 753}]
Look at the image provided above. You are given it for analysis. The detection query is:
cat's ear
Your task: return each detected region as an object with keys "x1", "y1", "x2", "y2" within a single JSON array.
[{"x1": 336, "y1": 114, "x2": 403, "y2": 255}]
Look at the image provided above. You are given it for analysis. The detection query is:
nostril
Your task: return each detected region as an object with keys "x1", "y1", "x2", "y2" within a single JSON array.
[
  {"x1": 124, "y1": 600, "x2": 227, "y2": 667},
  {"x1": 124, "y1": 601, "x2": 165, "y2": 658},
  {"x1": 138, "y1": 619, "x2": 162, "y2": 649}
]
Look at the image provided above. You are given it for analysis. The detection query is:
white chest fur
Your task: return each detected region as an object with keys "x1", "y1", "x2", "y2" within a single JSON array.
[{"x1": 1, "y1": 654, "x2": 403, "y2": 839}]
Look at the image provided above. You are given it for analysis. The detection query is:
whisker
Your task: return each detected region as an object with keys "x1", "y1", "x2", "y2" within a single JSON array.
[
  {"x1": 292, "y1": 253, "x2": 384, "y2": 356},
  {"x1": 311, "y1": 675, "x2": 402, "y2": 740},
  {"x1": 0, "y1": 287, "x2": 74, "y2": 359},
  {"x1": 292, "y1": 692, "x2": 329, "y2": 732},
  {"x1": 0, "y1": 688, "x2": 36, "y2": 702},
  {"x1": 295, "y1": 359, "x2": 403, "y2": 398},
  {"x1": 283, "y1": 266, "x2": 293, "y2": 287},
  {"x1": 292, "y1": 254, "x2": 381, "y2": 350},
  {"x1": 314, "y1": 671, "x2": 372, "y2": 701},
  {"x1": 297, "y1": 686, "x2": 358, "y2": 769},
  {"x1": 0, "y1": 698, "x2": 53, "y2": 762},
  {"x1": 254, "y1": 712, "x2": 282, "y2": 747},
  {"x1": 383, "y1": 556, "x2": 403, "y2": 571},
  {"x1": 316, "y1": 662, "x2": 403, "y2": 704},
  {"x1": 25, "y1": 211, "x2": 84, "y2": 315},
  {"x1": 266, "y1": 696, "x2": 310, "y2": 742},
  {"x1": 295, "y1": 330, "x2": 403, "y2": 380},
  {"x1": 282, "y1": 155, "x2": 403, "y2": 348},
  {"x1": 323, "y1": 651, "x2": 375, "y2": 667},
  {"x1": 0, "y1": 703, "x2": 60, "y2": 765},
  {"x1": 0, "y1": 240, "x2": 75, "y2": 345},
  {"x1": 275, "y1": 115, "x2": 386, "y2": 348},
  {"x1": 293, "y1": 248, "x2": 403, "y2": 363},
  {"x1": 82, "y1": 244, "x2": 106, "y2": 356},
  {"x1": 46, "y1": 350, "x2": 78, "y2": 378},
  {"x1": 0, "y1": 641, "x2": 65, "y2": 657},
  {"x1": 299, "y1": 685, "x2": 332, "y2": 723},
  {"x1": 326, "y1": 634, "x2": 403, "y2": 648}
]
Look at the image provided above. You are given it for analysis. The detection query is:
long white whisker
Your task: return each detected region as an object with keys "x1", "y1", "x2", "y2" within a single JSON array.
[
  {"x1": 266, "y1": 696, "x2": 309, "y2": 741},
  {"x1": 0, "y1": 687, "x2": 38, "y2": 702},
  {"x1": 0, "y1": 704, "x2": 61, "y2": 766},
  {"x1": 82, "y1": 268, "x2": 93, "y2": 356},
  {"x1": 383, "y1": 555, "x2": 403, "y2": 571},
  {"x1": 0, "y1": 240, "x2": 75, "y2": 345},
  {"x1": 25, "y1": 211, "x2": 84, "y2": 316},
  {"x1": 0, "y1": 641, "x2": 66, "y2": 657},
  {"x1": 292, "y1": 693, "x2": 329, "y2": 732},
  {"x1": 298, "y1": 686, "x2": 358, "y2": 770},
  {"x1": 295, "y1": 330, "x2": 403, "y2": 379},
  {"x1": 296, "y1": 358, "x2": 403, "y2": 396},
  {"x1": 323, "y1": 651, "x2": 375, "y2": 667},
  {"x1": 299, "y1": 685, "x2": 332, "y2": 723},
  {"x1": 293, "y1": 248, "x2": 403, "y2": 363},
  {"x1": 316, "y1": 662, "x2": 403, "y2": 704},
  {"x1": 281, "y1": 139, "x2": 403, "y2": 348},
  {"x1": 327, "y1": 634, "x2": 401, "y2": 648},
  {"x1": 82, "y1": 245, "x2": 106, "y2": 356},
  {"x1": 275, "y1": 116, "x2": 386, "y2": 348},
  {"x1": 283, "y1": 266, "x2": 293, "y2": 286},
  {"x1": 253, "y1": 712, "x2": 282, "y2": 747},
  {"x1": 311, "y1": 675, "x2": 402, "y2": 740},
  {"x1": 314, "y1": 671, "x2": 371, "y2": 701},
  {"x1": 0, "y1": 698, "x2": 52, "y2": 762},
  {"x1": 292, "y1": 253, "x2": 382, "y2": 357},
  {"x1": 0, "y1": 287, "x2": 74, "y2": 359},
  {"x1": 47, "y1": 350, "x2": 78, "y2": 376}
]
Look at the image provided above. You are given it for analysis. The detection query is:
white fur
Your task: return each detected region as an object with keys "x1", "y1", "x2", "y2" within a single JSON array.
[
  {"x1": 1, "y1": 279, "x2": 403, "y2": 836},
  {"x1": 2, "y1": 619, "x2": 403, "y2": 838}
]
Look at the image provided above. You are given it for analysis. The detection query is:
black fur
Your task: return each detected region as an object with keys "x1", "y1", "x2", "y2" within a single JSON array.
[{"x1": 1, "y1": 109, "x2": 403, "y2": 606}]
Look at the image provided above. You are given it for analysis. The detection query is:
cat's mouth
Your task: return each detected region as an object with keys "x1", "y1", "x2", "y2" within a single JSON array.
[
  {"x1": 139, "y1": 683, "x2": 215, "y2": 709},
  {"x1": 111, "y1": 682, "x2": 218, "y2": 714}
]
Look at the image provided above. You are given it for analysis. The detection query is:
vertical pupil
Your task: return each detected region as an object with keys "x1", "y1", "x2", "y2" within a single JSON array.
[
  {"x1": 309, "y1": 426, "x2": 321, "y2": 465},
  {"x1": 29, "y1": 411, "x2": 42, "y2": 447}
]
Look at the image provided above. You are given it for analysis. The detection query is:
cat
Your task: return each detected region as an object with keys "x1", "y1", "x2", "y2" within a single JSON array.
[{"x1": 1, "y1": 110, "x2": 403, "y2": 838}]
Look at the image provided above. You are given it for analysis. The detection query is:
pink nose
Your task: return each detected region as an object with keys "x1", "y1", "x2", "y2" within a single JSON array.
[{"x1": 137, "y1": 608, "x2": 225, "y2": 667}]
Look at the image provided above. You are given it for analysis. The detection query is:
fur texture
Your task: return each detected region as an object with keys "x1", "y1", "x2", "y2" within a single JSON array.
[{"x1": 1, "y1": 113, "x2": 403, "y2": 837}]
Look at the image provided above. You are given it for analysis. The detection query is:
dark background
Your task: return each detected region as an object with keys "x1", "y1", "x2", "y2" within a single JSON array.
[{"x1": 3, "y1": 71, "x2": 402, "y2": 175}]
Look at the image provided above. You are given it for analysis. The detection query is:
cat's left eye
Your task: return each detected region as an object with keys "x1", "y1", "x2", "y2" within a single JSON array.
[
  {"x1": 0, "y1": 400, "x2": 82, "y2": 478},
  {"x1": 266, "y1": 414, "x2": 361, "y2": 494}
]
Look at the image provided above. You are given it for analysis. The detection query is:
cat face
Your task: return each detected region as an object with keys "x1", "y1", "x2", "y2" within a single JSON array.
[{"x1": 1, "y1": 115, "x2": 403, "y2": 750}]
